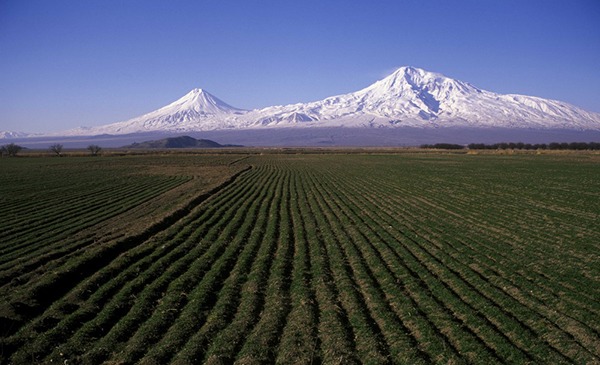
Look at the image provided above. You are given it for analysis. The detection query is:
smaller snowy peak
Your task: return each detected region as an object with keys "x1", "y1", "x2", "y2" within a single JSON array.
[
  {"x1": 163, "y1": 88, "x2": 246, "y2": 115},
  {"x1": 54, "y1": 88, "x2": 250, "y2": 136}
]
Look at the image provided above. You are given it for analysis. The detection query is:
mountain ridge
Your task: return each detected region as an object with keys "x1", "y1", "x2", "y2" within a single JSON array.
[{"x1": 8, "y1": 66, "x2": 600, "y2": 137}]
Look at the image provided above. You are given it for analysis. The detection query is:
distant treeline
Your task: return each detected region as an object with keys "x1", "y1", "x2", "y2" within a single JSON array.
[
  {"x1": 420, "y1": 143, "x2": 466, "y2": 150},
  {"x1": 420, "y1": 142, "x2": 600, "y2": 150}
]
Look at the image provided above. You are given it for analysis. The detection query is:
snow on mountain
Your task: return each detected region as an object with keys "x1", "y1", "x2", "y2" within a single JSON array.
[
  {"x1": 0, "y1": 131, "x2": 32, "y2": 139},
  {"x1": 247, "y1": 66, "x2": 600, "y2": 130},
  {"x1": 59, "y1": 88, "x2": 247, "y2": 136},
  {"x1": 57, "y1": 67, "x2": 600, "y2": 136}
]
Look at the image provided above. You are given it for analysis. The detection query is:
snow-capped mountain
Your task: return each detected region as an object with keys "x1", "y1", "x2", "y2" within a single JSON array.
[
  {"x1": 62, "y1": 88, "x2": 247, "y2": 136},
  {"x1": 0, "y1": 131, "x2": 32, "y2": 139},
  {"x1": 246, "y1": 67, "x2": 600, "y2": 130},
  {"x1": 57, "y1": 66, "x2": 600, "y2": 136}
]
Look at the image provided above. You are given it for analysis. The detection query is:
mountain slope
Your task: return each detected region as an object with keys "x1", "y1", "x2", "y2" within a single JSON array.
[
  {"x1": 56, "y1": 67, "x2": 600, "y2": 136},
  {"x1": 61, "y1": 89, "x2": 247, "y2": 136},
  {"x1": 0, "y1": 131, "x2": 31, "y2": 139},
  {"x1": 247, "y1": 66, "x2": 600, "y2": 129}
]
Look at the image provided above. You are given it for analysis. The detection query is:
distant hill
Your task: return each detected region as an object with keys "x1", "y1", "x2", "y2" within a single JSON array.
[{"x1": 123, "y1": 135, "x2": 237, "y2": 149}]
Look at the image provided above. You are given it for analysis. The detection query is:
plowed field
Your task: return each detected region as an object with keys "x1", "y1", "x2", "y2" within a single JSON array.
[{"x1": 1, "y1": 152, "x2": 598, "y2": 364}]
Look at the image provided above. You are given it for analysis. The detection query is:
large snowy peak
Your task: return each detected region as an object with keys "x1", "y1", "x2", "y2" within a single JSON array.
[
  {"x1": 373, "y1": 67, "x2": 600, "y2": 129},
  {"x1": 250, "y1": 66, "x2": 600, "y2": 129},
  {"x1": 245, "y1": 66, "x2": 484, "y2": 125},
  {"x1": 351, "y1": 66, "x2": 480, "y2": 117},
  {"x1": 359, "y1": 66, "x2": 478, "y2": 101}
]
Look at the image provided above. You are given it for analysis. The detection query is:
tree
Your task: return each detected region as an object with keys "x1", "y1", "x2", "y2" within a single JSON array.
[
  {"x1": 50, "y1": 143, "x2": 63, "y2": 157},
  {"x1": 420, "y1": 143, "x2": 465, "y2": 150},
  {"x1": 1, "y1": 143, "x2": 22, "y2": 157},
  {"x1": 87, "y1": 144, "x2": 101, "y2": 156}
]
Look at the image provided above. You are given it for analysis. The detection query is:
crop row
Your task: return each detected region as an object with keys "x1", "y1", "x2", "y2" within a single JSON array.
[
  {"x1": 0, "y1": 176, "x2": 191, "y2": 301},
  {"x1": 314, "y1": 154, "x2": 599, "y2": 362},
  {"x1": 2, "y1": 165, "x2": 266, "y2": 362},
  {"x1": 0, "y1": 154, "x2": 246, "y2": 292},
  {"x1": 353, "y1": 157, "x2": 600, "y2": 319},
  {"x1": 0, "y1": 176, "x2": 188, "y2": 258}
]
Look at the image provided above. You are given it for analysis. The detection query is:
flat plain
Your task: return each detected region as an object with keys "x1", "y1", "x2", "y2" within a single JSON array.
[{"x1": 1, "y1": 150, "x2": 599, "y2": 364}]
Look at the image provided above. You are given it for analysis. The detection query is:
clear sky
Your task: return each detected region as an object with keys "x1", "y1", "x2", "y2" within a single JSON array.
[{"x1": 1, "y1": 0, "x2": 599, "y2": 133}]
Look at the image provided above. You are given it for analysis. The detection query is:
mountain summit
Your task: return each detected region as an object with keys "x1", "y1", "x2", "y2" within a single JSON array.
[
  {"x1": 56, "y1": 66, "x2": 600, "y2": 136},
  {"x1": 358, "y1": 66, "x2": 480, "y2": 114},
  {"x1": 245, "y1": 66, "x2": 600, "y2": 129},
  {"x1": 170, "y1": 88, "x2": 246, "y2": 115},
  {"x1": 76, "y1": 88, "x2": 247, "y2": 135}
]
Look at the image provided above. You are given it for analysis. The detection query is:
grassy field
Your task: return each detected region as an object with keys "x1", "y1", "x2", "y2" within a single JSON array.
[{"x1": 1, "y1": 151, "x2": 599, "y2": 364}]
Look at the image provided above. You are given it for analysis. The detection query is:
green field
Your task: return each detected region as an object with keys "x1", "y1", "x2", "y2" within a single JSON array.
[{"x1": 1, "y1": 151, "x2": 599, "y2": 364}]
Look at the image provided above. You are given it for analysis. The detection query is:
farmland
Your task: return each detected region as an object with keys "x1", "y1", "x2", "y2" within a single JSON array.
[{"x1": 1, "y1": 151, "x2": 599, "y2": 364}]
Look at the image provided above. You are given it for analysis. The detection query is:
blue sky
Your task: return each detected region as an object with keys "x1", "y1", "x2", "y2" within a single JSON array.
[{"x1": 1, "y1": 0, "x2": 599, "y2": 133}]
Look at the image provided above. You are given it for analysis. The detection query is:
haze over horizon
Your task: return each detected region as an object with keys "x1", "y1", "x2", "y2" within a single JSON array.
[{"x1": 1, "y1": 0, "x2": 599, "y2": 133}]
